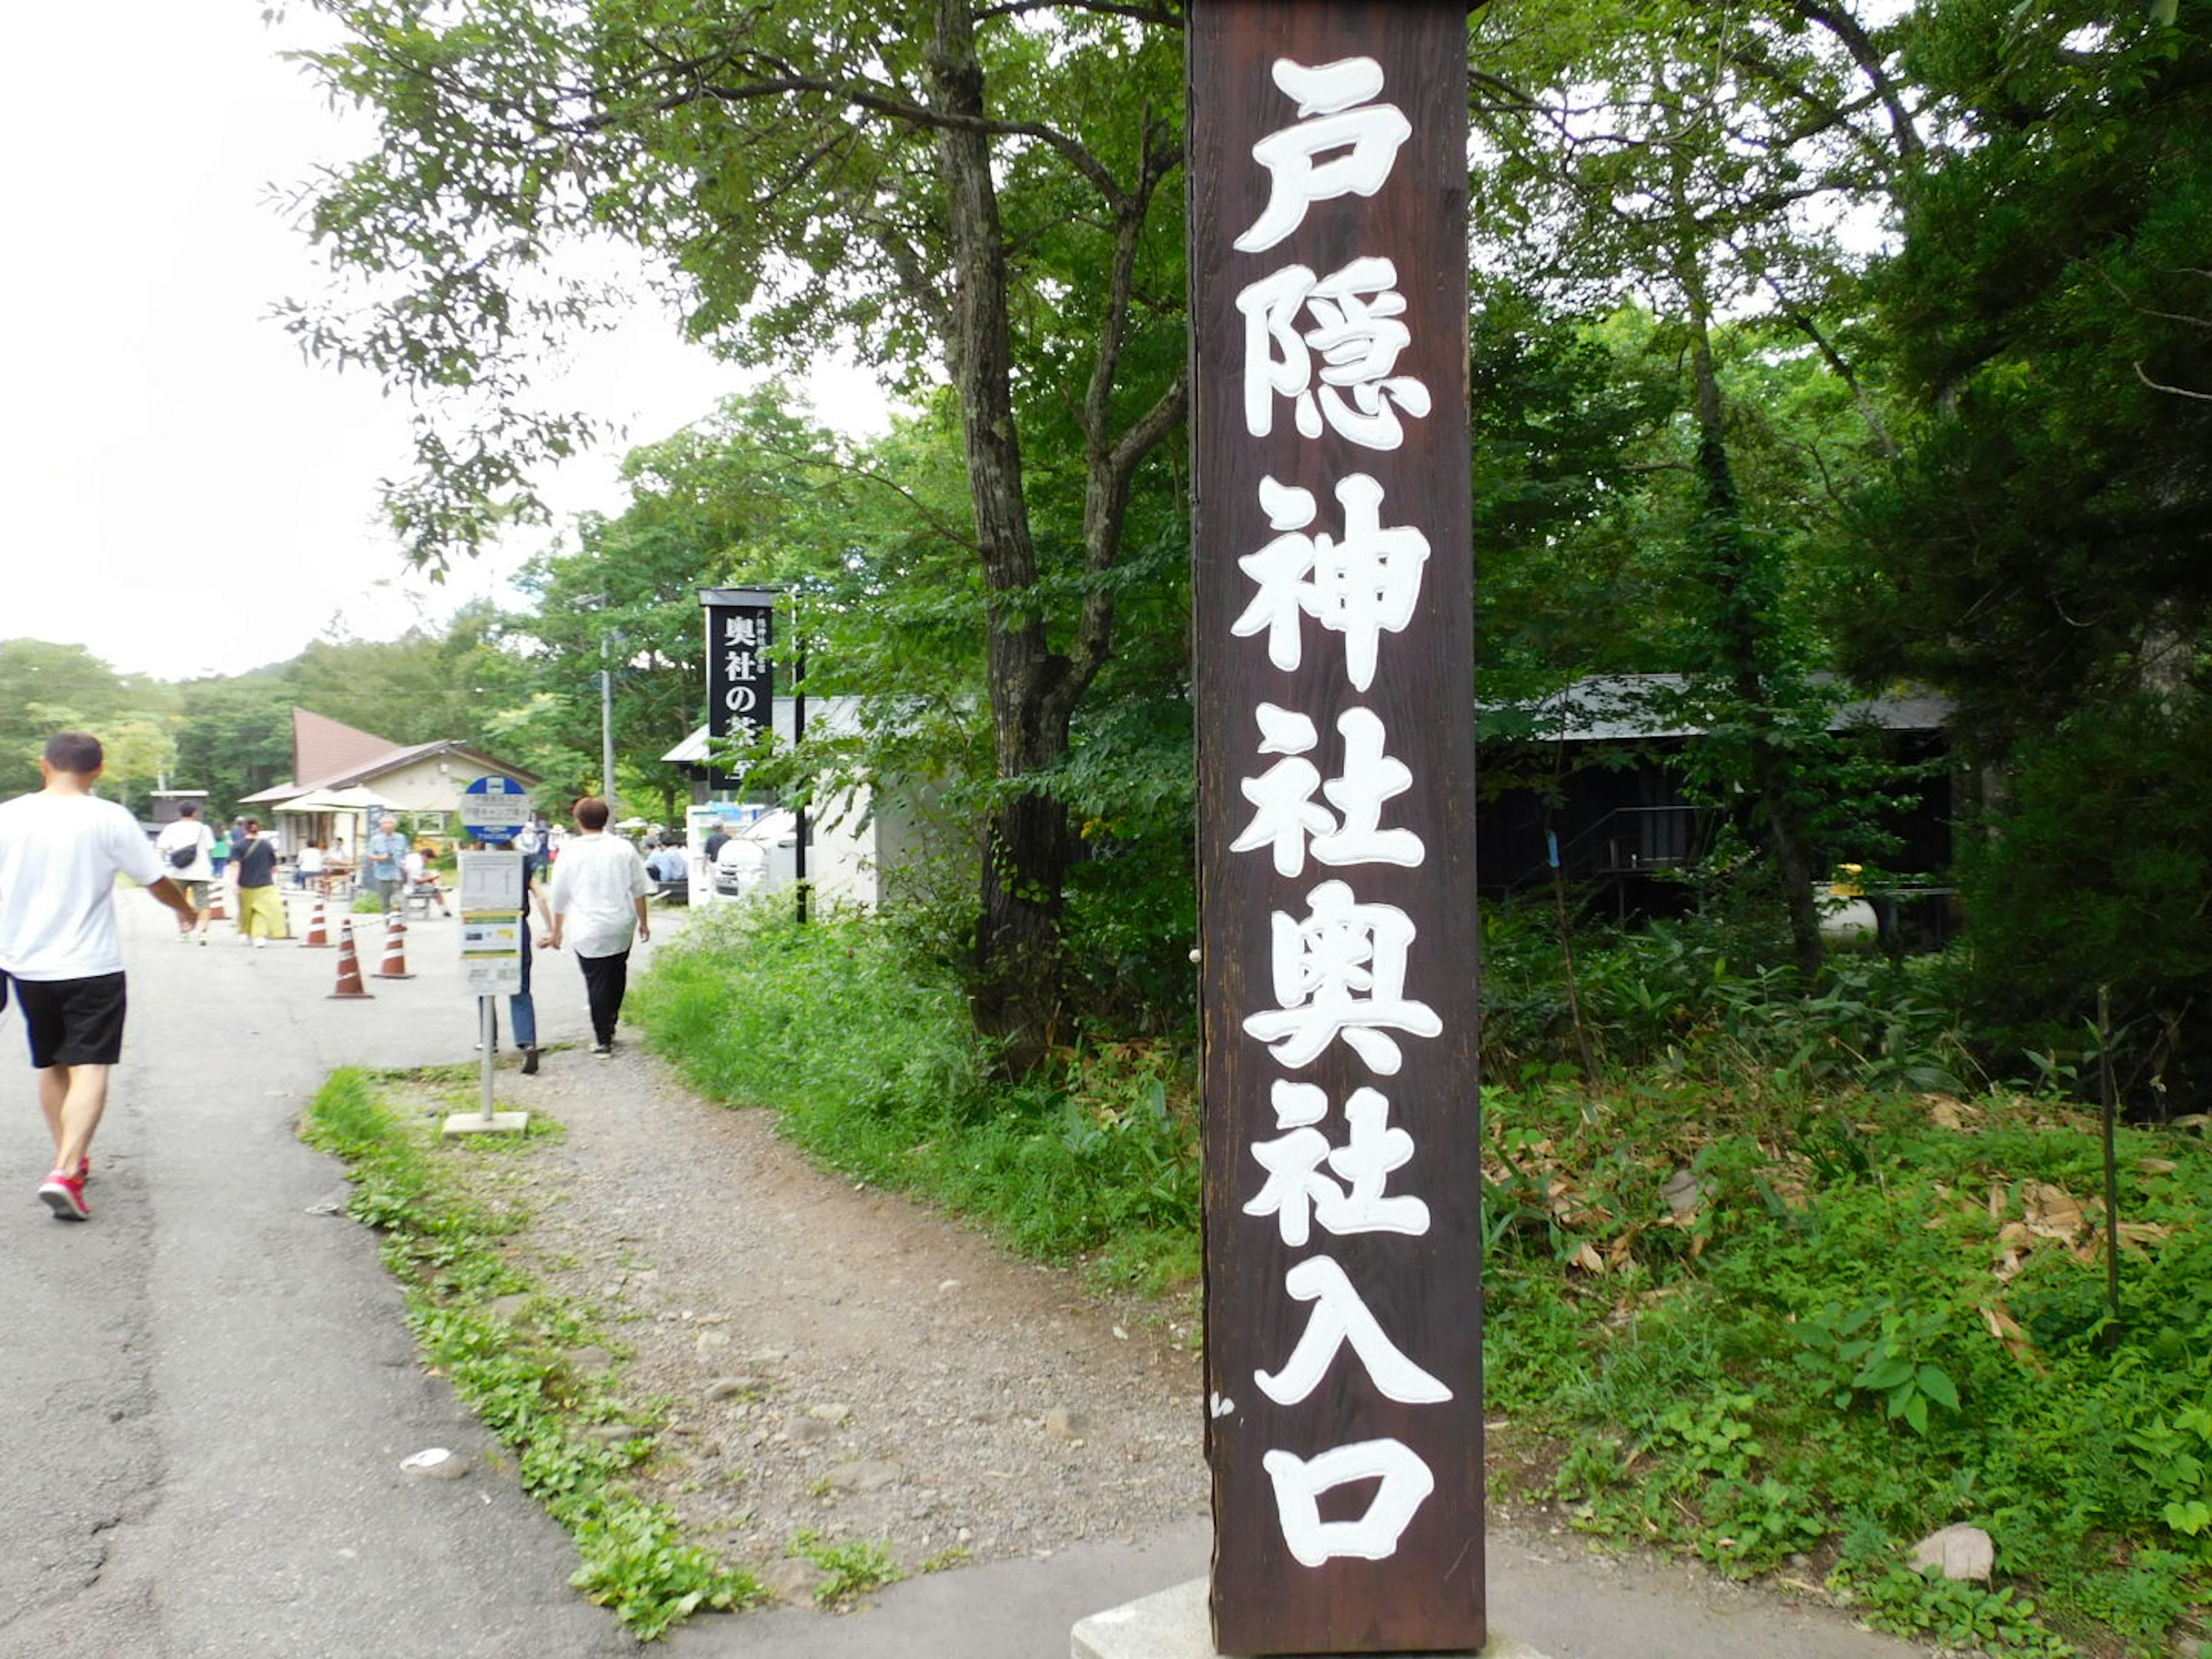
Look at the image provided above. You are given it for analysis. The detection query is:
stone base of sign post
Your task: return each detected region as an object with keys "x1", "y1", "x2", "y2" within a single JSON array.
[
  {"x1": 1071, "y1": 1580, "x2": 1552, "y2": 1659},
  {"x1": 441, "y1": 1110, "x2": 530, "y2": 1137}
]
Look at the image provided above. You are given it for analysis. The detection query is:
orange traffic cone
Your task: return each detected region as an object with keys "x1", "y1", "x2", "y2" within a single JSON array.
[
  {"x1": 301, "y1": 897, "x2": 332, "y2": 948},
  {"x1": 206, "y1": 884, "x2": 230, "y2": 922},
  {"x1": 327, "y1": 919, "x2": 374, "y2": 999},
  {"x1": 372, "y1": 915, "x2": 415, "y2": 980}
]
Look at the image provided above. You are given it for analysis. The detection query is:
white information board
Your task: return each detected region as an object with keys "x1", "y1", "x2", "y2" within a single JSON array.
[{"x1": 457, "y1": 850, "x2": 525, "y2": 997}]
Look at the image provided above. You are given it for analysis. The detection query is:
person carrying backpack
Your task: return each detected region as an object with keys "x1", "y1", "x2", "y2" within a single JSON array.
[{"x1": 153, "y1": 802, "x2": 217, "y2": 944}]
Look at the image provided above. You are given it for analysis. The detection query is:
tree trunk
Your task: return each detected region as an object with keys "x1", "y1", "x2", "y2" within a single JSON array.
[
  {"x1": 927, "y1": 0, "x2": 1077, "y2": 1074},
  {"x1": 1681, "y1": 266, "x2": 1828, "y2": 984}
]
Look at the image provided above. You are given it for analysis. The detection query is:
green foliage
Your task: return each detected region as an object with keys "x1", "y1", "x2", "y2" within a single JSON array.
[
  {"x1": 172, "y1": 675, "x2": 296, "y2": 816},
  {"x1": 1484, "y1": 1072, "x2": 2212, "y2": 1654},
  {"x1": 1839, "y1": 0, "x2": 2212, "y2": 1109},
  {"x1": 1794, "y1": 1304, "x2": 1961, "y2": 1435},
  {"x1": 630, "y1": 904, "x2": 1199, "y2": 1286},
  {"x1": 785, "y1": 1528, "x2": 902, "y2": 1605},
  {"x1": 1479, "y1": 904, "x2": 1975, "y2": 1094},
  {"x1": 301, "y1": 1070, "x2": 760, "y2": 1639},
  {"x1": 1830, "y1": 1550, "x2": 2078, "y2": 1659},
  {"x1": 0, "y1": 638, "x2": 183, "y2": 810},
  {"x1": 1952, "y1": 699, "x2": 2212, "y2": 1108}
]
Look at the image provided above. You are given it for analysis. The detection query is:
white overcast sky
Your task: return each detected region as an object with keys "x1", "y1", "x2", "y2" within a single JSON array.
[{"x1": 0, "y1": 2, "x2": 882, "y2": 685}]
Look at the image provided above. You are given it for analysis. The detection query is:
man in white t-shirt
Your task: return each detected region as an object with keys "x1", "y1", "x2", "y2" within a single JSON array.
[
  {"x1": 544, "y1": 796, "x2": 652, "y2": 1057},
  {"x1": 0, "y1": 732, "x2": 198, "y2": 1220},
  {"x1": 154, "y1": 801, "x2": 217, "y2": 943}
]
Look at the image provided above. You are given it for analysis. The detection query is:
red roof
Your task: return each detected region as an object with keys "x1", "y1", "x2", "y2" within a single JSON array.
[{"x1": 293, "y1": 709, "x2": 401, "y2": 786}]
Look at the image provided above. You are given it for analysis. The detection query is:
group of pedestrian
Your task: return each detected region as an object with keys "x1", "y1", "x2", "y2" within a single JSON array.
[
  {"x1": 150, "y1": 804, "x2": 291, "y2": 946},
  {"x1": 0, "y1": 730, "x2": 657, "y2": 1222}
]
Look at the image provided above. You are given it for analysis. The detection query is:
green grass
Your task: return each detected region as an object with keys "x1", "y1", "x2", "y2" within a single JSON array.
[
  {"x1": 1487, "y1": 1077, "x2": 2212, "y2": 1656},
  {"x1": 302, "y1": 1069, "x2": 762, "y2": 1639},
  {"x1": 630, "y1": 906, "x2": 1200, "y2": 1289}
]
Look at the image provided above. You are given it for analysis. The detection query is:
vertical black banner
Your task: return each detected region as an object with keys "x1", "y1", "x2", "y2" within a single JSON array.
[
  {"x1": 1190, "y1": 3, "x2": 1481, "y2": 1653},
  {"x1": 701, "y1": 586, "x2": 777, "y2": 792}
]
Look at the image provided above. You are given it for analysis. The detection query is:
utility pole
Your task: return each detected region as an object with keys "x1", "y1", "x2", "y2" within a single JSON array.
[
  {"x1": 600, "y1": 629, "x2": 619, "y2": 820},
  {"x1": 792, "y1": 598, "x2": 810, "y2": 925}
]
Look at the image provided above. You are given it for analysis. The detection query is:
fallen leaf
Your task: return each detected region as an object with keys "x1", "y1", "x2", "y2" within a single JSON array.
[
  {"x1": 2023, "y1": 1180, "x2": 2086, "y2": 1241},
  {"x1": 1926, "y1": 1096, "x2": 1969, "y2": 1130},
  {"x1": 1980, "y1": 1302, "x2": 2037, "y2": 1364},
  {"x1": 1569, "y1": 1241, "x2": 1605, "y2": 1275},
  {"x1": 2136, "y1": 1157, "x2": 2178, "y2": 1175}
]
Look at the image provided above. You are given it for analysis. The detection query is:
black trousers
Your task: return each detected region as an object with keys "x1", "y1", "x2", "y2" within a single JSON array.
[{"x1": 576, "y1": 949, "x2": 631, "y2": 1046}]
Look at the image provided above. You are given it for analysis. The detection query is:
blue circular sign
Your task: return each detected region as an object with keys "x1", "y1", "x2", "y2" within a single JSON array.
[{"x1": 461, "y1": 775, "x2": 531, "y2": 844}]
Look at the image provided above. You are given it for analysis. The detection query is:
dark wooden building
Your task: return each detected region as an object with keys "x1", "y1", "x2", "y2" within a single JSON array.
[{"x1": 1477, "y1": 675, "x2": 1955, "y2": 930}]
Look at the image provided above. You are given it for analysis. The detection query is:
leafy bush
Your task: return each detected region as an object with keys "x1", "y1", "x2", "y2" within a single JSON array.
[
  {"x1": 1481, "y1": 905, "x2": 1976, "y2": 1099},
  {"x1": 1957, "y1": 697, "x2": 2212, "y2": 1114}
]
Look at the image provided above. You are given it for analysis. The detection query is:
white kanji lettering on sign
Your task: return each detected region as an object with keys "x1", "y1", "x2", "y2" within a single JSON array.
[
  {"x1": 1237, "y1": 257, "x2": 1433, "y2": 449},
  {"x1": 722, "y1": 615, "x2": 763, "y2": 647},
  {"x1": 1230, "y1": 703, "x2": 1329, "y2": 877},
  {"x1": 1245, "y1": 1081, "x2": 1431, "y2": 1247},
  {"x1": 724, "y1": 686, "x2": 759, "y2": 714},
  {"x1": 1237, "y1": 58, "x2": 1412, "y2": 255},
  {"x1": 1233, "y1": 475, "x2": 1430, "y2": 694},
  {"x1": 723, "y1": 650, "x2": 761, "y2": 681},
  {"x1": 1230, "y1": 706, "x2": 1425, "y2": 878},
  {"x1": 1316, "y1": 707, "x2": 1422, "y2": 869},
  {"x1": 1243, "y1": 879, "x2": 1440, "y2": 1074},
  {"x1": 1253, "y1": 1254, "x2": 1450, "y2": 1406},
  {"x1": 1263, "y1": 1439, "x2": 1435, "y2": 1569}
]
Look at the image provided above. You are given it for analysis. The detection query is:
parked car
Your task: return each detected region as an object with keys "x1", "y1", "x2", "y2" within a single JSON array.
[{"x1": 712, "y1": 810, "x2": 799, "y2": 900}]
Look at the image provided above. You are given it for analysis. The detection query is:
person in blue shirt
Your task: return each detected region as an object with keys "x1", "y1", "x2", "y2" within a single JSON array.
[{"x1": 364, "y1": 813, "x2": 409, "y2": 915}]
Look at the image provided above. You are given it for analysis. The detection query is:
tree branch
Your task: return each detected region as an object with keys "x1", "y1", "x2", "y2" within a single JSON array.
[{"x1": 2135, "y1": 361, "x2": 2212, "y2": 402}]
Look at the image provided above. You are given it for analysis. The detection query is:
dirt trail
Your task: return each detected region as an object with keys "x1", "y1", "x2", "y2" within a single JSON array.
[{"x1": 501, "y1": 1041, "x2": 1209, "y2": 1601}]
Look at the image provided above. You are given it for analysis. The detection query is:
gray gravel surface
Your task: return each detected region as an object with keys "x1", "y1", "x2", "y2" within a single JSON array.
[{"x1": 493, "y1": 1035, "x2": 1210, "y2": 1599}]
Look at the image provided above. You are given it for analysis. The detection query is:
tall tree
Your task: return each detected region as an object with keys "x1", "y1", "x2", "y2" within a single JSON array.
[
  {"x1": 1841, "y1": 0, "x2": 2212, "y2": 1090},
  {"x1": 506, "y1": 389, "x2": 853, "y2": 819},
  {"x1": 1468, "y1": 0, "x2": 1923, "y2": 974},
  {"x1": 286, "y1": 0, "x2": 1188, "y2": 1070},
  {"x1": 172, "y1": 675, "x2": 298, "y2": 817},
  {"x1": 0, "y1": 640, "x2": 171, "y2": 801}
]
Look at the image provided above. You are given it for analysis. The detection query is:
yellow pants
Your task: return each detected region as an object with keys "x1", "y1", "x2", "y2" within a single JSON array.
[{"x1": 238, "y1": 885, "x2": 290, "y2": 940}]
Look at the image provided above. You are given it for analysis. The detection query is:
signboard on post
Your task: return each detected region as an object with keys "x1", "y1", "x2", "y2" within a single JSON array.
[
  {"x1": 700, "y1": 587, "x2": 777, "y2": 792},
  {"x1": 1189, "y1": 4, "x2": 1482, "y2": 1653},
  {"x1": 461, "y1": 774, "x2": 531, "y2": 845},
  {"x1": 447, "y1": 847, "x2": 530, "y2": 1138},
  {"x1": 457, "y1": 851, "x2": 525, "y2": 997}
]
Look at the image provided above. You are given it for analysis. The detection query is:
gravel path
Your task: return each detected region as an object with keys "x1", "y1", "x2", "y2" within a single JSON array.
[{"x1": 497, "y1": 1039, "x2": 1209, "y2": 1605}]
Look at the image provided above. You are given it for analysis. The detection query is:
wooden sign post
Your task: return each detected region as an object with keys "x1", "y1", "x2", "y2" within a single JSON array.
[
  {"x1": 1189, "y1": 3, "x2": 1482, "y2": 1652},
  {"x1": 700, "y1": 586, "x2": 777, "y2": 792}
]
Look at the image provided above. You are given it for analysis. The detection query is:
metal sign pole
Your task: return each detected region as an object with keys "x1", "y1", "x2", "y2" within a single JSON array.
[{"x1": 479, "y1": 995, "x2": 497, "y2": 1123}]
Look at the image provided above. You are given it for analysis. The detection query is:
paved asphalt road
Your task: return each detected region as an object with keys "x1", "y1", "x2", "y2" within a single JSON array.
[{"x1": 0, "y1": 890, "x2": 630, "y2": 1658}]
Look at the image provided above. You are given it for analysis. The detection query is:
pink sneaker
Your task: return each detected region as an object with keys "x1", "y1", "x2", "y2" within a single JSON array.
[{"x1": 38, "y1": 1170, "x2": 89, "y2": 1221}]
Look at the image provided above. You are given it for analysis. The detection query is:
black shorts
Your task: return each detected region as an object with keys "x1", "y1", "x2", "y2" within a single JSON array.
[{"x1": 13, "y1": 973, "x2": 128, "y2": 1069}]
